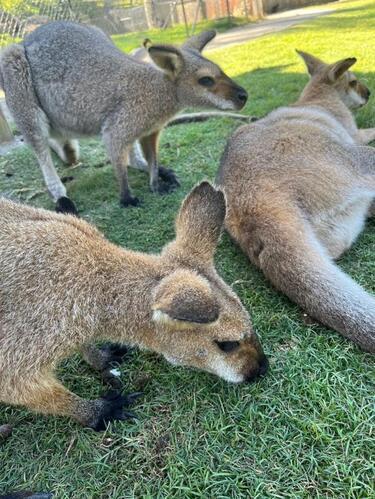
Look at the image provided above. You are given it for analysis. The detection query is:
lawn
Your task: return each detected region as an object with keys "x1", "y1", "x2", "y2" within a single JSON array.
[{"x1": 0, "y1": 0, "x2": 374, "y2": 497}]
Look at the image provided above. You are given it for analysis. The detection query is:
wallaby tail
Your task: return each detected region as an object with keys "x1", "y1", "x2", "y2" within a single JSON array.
[
  {"x1": 167, "y1": 111, "x2": 254, "y2": 127},
  {"x1": 233, "y1": 206, "x2": 375, "y2": 352}
]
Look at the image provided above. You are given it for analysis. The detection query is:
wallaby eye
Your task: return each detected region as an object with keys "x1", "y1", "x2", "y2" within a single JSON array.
[
  {"x1": 198, "y1": 76, "x2": 215, "y2": 87},
  {"x1": 349, "y1": 80, "x2": 357, "y2": 87},
  {"x1": 215, "y1": 340, "x2": 240, "y2": 353}
]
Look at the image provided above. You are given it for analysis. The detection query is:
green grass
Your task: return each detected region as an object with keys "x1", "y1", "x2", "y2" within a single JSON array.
[
  {"x1": 112, "y1": 17, "x2": 249, "y2": 53},
  {"x1": 1, "y1": 0, "x2": 375, "y2": 497}
]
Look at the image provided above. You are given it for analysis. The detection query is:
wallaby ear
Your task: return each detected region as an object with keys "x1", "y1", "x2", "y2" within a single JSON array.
[
  {"x1": 147, "y1": 44, "x2": 184, "y2": 78},
  {"x1": 296, "y1": 50, "x2": 325, "y2": 76},
  {"x1": 170, "y1": 181, "x2": 226, "y2": 264},
  {"x1": 152, "y1": 270, "x2": 220, "y2": 327},
  {"x1": 182, "y1": 30, "x2": 216, "y2": 52},
  {"x1": 328, "y1": 57, "x2": 357, "y2": 82}
]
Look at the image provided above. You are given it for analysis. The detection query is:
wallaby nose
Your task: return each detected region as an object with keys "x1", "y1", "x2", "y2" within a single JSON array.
[
  {"x1": 245, "y1": 355, "x2": 269, "y2": 383},
  {"x1": 237, "y1": 88, "x2": 248, "y2": 106},
  {"x1": 258, "y1": 356, "x2": 269, "y2": 377}
]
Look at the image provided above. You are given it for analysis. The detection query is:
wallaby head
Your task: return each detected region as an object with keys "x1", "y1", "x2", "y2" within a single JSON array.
[
  {"x1": 148, "y1": 182, "x2": 267, "y2": 383},
  {"x1": 297, "y1": 50, "x2": 371, "y2": 109},
  {"x1": 146, "y1": 31, "x2": 248, "y2": 111}
]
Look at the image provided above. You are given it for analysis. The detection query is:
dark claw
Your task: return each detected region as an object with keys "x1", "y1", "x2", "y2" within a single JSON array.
[
  {"x1": 90, "y1": 390, "x2": 142, "y2": 431},
  {"x1": 125, "y1": 392, "x2": 143, "y2": 404},
  {"x1": 55, "y1": 196, "x2": 78, "y2": 216},
  {"x1": 158, "y1": 166, "x2": 180, "y2": 187},
  {"x1": 100, "y1": 343, "x2": 128, "y2": 367},
  {"x1": 120, "y1": 195, "x2": 141, "y2": 207}
]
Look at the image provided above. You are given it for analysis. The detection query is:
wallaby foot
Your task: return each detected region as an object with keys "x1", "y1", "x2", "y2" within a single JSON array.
[
  {"x1": 55, "y1": 196, "x2": 78, "y2": 215},
  {"x1": 120, "y1": 194, "x2": 141, "y2": 207},
  {"x1": 82, "y1": 343, "x2": 129, "y2": 389},
  {"x1": 158, "y1": 166, "x2": 180, "y2": 188},
  {"x1": 88, "y1": 390, "x2": 141, "y2": 431},
  {"x1": 82, "y1": 343, "x2": 128, "y2": 371},
  {"x1": 49, "y1": 138, "x2": 80, "y2": 165}
]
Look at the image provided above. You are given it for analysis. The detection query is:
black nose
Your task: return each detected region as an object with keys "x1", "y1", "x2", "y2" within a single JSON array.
[
  {"x1": 245, "y1": 355, "x2": 269, "y2": 383},
  {"x1": 237, "y1": 88, "x2": 248, "y2": 104},
  {"x1": 366, "y1": 88, "x2": 371, "y2": 99},
  {"x1": 258, "y1": 356, "x2": 269, "y2": 377}
]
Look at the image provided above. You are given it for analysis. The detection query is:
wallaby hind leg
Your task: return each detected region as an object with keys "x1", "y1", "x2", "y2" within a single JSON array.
[
  {"x1": 0, "y1": 44, "x2": 77, "y2": 215},
  {"x1": 129, "y1": 140, "x2": 180, "y2": 188},
  {"x1": 8, "y1": 372, "x2": 139, "y2": 431},
  {"x1": 140, "y1": 132, "x2": 179, "y2": 194},
  {"x1": 49, "y1": 137, "x2": 80, "y2": 166}
]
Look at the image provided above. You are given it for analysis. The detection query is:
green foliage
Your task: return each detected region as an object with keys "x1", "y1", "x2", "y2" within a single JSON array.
[{"x1": 0, "y1": 1, "x2": 374, "y2": 497}]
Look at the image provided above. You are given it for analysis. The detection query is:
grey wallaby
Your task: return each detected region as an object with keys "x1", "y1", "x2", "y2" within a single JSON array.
[{"x1": 0, "y1": 22, "x2": 247, "y2": 214}]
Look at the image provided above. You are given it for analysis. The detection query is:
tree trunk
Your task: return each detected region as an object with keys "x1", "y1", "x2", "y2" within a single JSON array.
[{"x1": 144, "y1": 0, "x2": 157, "y2": 28}]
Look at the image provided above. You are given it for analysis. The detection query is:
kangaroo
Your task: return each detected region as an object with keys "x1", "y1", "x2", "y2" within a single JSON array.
[
  {"x1": 0, "y1": 23, "x2": 247, "y2": 215},
  {"x1": 217, "y1": 51, "x2": 375, "y2": 353},
  {"x1": 0, "y1": 182, "x2": 267, "y2": 430}
]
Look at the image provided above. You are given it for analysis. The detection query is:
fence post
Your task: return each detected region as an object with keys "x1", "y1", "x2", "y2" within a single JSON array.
[{"x1": 0, "y1": 106, "x2": 13, "y2": 144}]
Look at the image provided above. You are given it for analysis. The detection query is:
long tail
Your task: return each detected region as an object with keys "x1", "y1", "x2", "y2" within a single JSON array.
[
  {"x1": 167, "y1": 111, "x2": 255, "y2": 127},
  {"x1": 232, "y1": 206, "x2": 375, "y2": 352}
]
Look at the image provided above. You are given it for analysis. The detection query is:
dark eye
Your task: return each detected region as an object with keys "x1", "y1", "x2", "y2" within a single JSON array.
[
  {"x1": 198, "y1": 76, "x2": 215, "y2": 87},
  {"x1": 350, "y1": 80, "x2": 357, "y2": 87},
  {"x1": 215, "y1": 340, "x2": 240, "y2": 353}
]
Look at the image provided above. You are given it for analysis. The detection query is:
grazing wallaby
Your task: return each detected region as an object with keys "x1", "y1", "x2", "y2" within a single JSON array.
[
  {"x1": 0, "y1": 182, "x2": 267, "y2": 430},
  {"x1": 217, "y1": 51, "x2": 375, "y2": 352},
  {"x1": 0, "y1": 23, "x2": 247, "y2": 214}
]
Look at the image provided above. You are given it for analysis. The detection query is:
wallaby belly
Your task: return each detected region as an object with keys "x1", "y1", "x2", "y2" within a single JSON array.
[{"x1": 311, "y1": 193, "x2": 374, "y2": 259}]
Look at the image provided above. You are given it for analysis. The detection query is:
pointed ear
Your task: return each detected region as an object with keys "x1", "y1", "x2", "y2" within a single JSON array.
[
  {"x1": 328, "y1": 57, "x2": 357, "y2": 82},
  {"x1": 182, "y1": 30, "x2": 216, "y2": 52},
  {"x1": 152, "y1": 270, "x2": 220, "y2": 327},
  {"x1": 148, "y1": 44, "x2": 184, "y2": 78},
  {"x1": 170, "y1": 182, "x2": 226, "y2": 264},
  {"x1": 296, "y1": 50, "x2": 326, "y2": 76}
]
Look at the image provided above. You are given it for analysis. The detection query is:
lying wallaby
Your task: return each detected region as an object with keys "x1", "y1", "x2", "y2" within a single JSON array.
[
  {"x1": 0, "y1": 182, "x2": 267, "y2": 429},
  {"x1": 0, "y1": 23, "x2": 247, "y2": 215},
  {"x1": 217, "y1": 51, "x2": 375, "y2": 352}
]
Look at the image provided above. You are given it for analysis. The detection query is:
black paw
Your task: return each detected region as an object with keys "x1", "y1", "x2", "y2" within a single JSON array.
[
  {"x1": 120, "y1": 195, "x2": 141, "y2": 207},
  {"x1": 158, "y1": 166, "x2": 180, "y2": 188},
  {"x1": 55, "y1": 196, "x2": 78, "y2": 215},
  {"x1": 91, "y1": 390, "x2": 143, "y2": 431},
  {"x1": 100, "y1": 343, "x2": 128, "y2": 368}
]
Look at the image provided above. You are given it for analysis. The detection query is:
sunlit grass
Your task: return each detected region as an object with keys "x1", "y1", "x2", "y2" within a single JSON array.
[{"x1": 0, "y1": 1, "x2": 374, "y2": 497}]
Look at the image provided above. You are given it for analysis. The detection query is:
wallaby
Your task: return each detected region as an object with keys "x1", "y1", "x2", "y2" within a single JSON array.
[
  {"x1": 128, "y1": 39, "x2": 252, "y2": 173},
  {"x1": 0, "y1": 23, "x2": 247, "y2": 215},
  {"x1": 0, "y1": 182, "x2": 267, "y2": 430},
  {"x1": 217, "y1": 51, "x2": 375, "y2": 353}
]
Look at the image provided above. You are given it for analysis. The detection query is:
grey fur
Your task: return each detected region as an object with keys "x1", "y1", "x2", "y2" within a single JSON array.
[{"x1": 0, "y1": 21, "x2": 246, "y2": 212}]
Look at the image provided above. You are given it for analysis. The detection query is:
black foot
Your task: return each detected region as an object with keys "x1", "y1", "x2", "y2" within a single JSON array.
[
  {"x1": 99, "y1": 343, "x2": 128, "y2": 369},
  {"x1": 91, "y1": 390, "x2": 143, "y2": 431},
  {"x1": 120, "y1": 195, "x2": 141, "y2": 207},
  {"x1": 55, "y1": 196, "x2": 78, "y2": 215},
  {"x1": 158, "y1": 166, "x2": 180, "y2": 188}
]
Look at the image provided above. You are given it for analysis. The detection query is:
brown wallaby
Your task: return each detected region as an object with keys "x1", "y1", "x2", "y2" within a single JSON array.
[
  {"x1": 0, "y1": 23, "x2": 247, "y2": 215},
  {"x1": 0, "y1": 182, "x2": 267, "y2": 430},
  {"x1": 217, "y1": 51, "x2": 375, "y2": 353}
]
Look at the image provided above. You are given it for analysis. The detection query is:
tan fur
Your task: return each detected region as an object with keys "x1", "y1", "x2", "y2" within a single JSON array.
[
  {"x1": 217, "y1": 52, "x2": 375, "y2": 352},
  {"x1": 0, "y1": 182, "x2": 267, "y2": 428}
]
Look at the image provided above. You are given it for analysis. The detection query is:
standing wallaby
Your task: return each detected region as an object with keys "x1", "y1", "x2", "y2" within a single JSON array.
[
  {"x1": 0, "y1": 182, "x2": 267, "y2": 430},
  {"x1": 217, "y1": 51, "x2": 375, "y2": 353},
  {"x1": 128, "y1": 39, "x2": 251, "y2": 173},
  {"x1": 0, "y1": 23, "x2": 247, "y2": 215}
]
